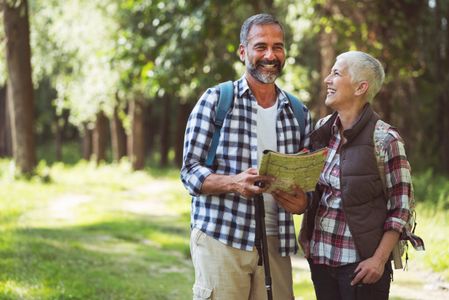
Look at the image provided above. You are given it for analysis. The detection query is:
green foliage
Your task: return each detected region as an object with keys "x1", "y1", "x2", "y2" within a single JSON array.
[
  {"x1": 413, "y1": 170, "x2": 449, "y2": 208},
  {"x1": 30, "y1": 0, "x2": 120, "y2": 127},
  {"x1": 13, "y1": 0, "x2": 449, "y2": 172}
]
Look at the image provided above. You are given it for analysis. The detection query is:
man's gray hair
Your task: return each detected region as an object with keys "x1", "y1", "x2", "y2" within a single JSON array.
[
  {"x1": 240, "y1": 13, "x2": 284, "y2": 46},
  {"x1": 337, "y1": 51, "x2": 385, "y2": 102}
]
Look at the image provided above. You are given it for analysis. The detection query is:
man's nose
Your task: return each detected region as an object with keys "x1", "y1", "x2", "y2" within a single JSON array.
[{"x1": 264, "y1": 48, "x2": 276, "y2": 60}]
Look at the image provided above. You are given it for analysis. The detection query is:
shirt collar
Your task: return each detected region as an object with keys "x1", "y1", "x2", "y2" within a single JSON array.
[
  {"x1": 237, "y1": 75, "x2": 289, "y2": 105},
  {"x1": 331, "y1": 115, "x2": 342, "y2": 135}
]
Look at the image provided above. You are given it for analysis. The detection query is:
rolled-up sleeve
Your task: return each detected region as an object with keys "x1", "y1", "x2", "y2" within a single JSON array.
[
  {"x1": 383, "y1": 130, "x2": 411, "y2": 233},
  {"x1": 180, "y1": 88, "x2": 218, "y2": 196}
]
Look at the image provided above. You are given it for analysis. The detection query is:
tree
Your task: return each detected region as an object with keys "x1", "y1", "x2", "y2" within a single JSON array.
[
  {"x1": 0, "y1": 84, "x2": 12, "y2": 157},
  {"x1": 128, "y1": 97, "x2": 145, "y2": 170},
  {"x1": 110, "y1": 99, "x2": 126, "y2": 162},
  {"x1": 3, "y1": 0, "x2": 36, "y2": 174}
]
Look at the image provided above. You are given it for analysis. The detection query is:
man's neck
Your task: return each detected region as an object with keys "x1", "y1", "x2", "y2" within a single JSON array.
[{"x1": 245, "y1": 73, "x2": 277, "y2": 108}]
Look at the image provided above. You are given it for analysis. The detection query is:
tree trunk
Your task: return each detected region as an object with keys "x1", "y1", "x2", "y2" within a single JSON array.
[
  {"x1": 160, "y1": 95, "x2": 170, "y2": 167},
  {"x1": 0, "y1": 85, "x2": 12, "y2": 157},
  {"x1": 317, "y1": 29, "x2": 336, "y2": 118},
  {"x1": 144, "y1": 104, "x2": 153, "y2": 157},
  {"x1": 174, "y1": 102, "x2": 191, "y2": 167},
  {"x1": 55, "y1": 114, "x2": 63, "y2": 161},
  {"x1": 128, "y1": 98, "x2": 145, "y2": 170},
  {"x1": 431, "y1": 0, "x2": 449, "y2": 174},
  {"x1": 53, "y1": 109, "x2": 69, "y2": 162},
  {"x1": 3, "y1": 0, "x2": 36, "y2": 174},
  {"x1": 93, "y1": 110, "x2": 109, "y2": 164},
  {"x1": 82, "y1": 123, "x2": 92, "y2": 161},
  {"x1": 110, "y1": 105, "x2": 127, "y2": 162},
  {"x1": 439, "y1": 2, "x2": 449, "y2": 174}
]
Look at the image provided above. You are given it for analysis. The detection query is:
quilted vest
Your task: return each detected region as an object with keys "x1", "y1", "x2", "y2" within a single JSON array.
[{"x1": 300, "y1": 104, "x2": 386, "y2": 259}]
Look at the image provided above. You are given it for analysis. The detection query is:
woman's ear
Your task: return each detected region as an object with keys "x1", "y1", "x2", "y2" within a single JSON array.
[{"x1": 355, "y1": 80, "x2": 369, "y2": 96}]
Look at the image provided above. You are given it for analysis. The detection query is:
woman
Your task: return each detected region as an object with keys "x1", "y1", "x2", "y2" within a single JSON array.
[{"x1": 274, "y1": 51, "x2": 423, "y2": 300}]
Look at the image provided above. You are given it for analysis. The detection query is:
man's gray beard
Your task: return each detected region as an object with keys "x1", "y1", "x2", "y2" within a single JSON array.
[{"x1": 246, "y1": 58, "x2": 281, "y2": 84}]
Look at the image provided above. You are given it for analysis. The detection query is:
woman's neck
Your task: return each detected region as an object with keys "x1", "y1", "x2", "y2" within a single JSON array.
[{"x1": 337, "y1": 102, "x2": 366, "y2": 130}]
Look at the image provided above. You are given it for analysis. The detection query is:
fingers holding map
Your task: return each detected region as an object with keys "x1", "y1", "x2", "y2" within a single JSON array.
[{"x1": 259, "y1": 148, "x2": 328, "y2": 193}]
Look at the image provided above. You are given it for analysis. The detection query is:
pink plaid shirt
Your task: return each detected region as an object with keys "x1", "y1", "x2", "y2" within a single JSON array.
[{"x1": 309, "y1": 116, "x2": 412, "y2": 266}]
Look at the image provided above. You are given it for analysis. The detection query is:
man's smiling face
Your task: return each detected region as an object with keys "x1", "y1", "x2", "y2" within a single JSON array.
[{"x1": 240, "y1": 24, "x2": 285, "y2": 84}]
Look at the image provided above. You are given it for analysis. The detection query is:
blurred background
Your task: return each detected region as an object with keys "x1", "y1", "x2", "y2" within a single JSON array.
[
  {"x1": 1, "y1": 0, "x2": 449, "y2": 299},
  {"x1": 1, "y1": 0, "x2": 448, "y2": 174}
]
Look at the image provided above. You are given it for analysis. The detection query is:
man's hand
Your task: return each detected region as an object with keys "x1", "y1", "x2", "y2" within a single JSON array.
[
  {"x1": 231, "y1": 168, "x2": 274, "y2": 198},
  {"x1": 201, "y1": 168, "x2": 274, "y2": 198},
  {"x1": 272, "y1": 185, "x2": 308, "y2": 214},
  {"x1": 350, "y1": 256, "x2": 385, "y2": 285}
]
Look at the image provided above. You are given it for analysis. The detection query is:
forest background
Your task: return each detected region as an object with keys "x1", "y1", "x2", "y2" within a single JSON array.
[
  {"x1": 2, "y1": 0, "x2": 449, "y2": 175},
  {"x1": 1, "y1": 0, "x2": 449, "y2": 299}
]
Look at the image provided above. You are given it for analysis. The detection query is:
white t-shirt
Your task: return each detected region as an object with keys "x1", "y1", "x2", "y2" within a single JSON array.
[{"x1": 257, "y1": 100, "x2": 279, "y2": 236}]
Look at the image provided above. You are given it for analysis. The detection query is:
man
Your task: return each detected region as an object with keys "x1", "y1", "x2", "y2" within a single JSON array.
[
  {"x1": 276, "y1": 51, "x2": 424, "y2": 300},
  {"x1": 181, "y1": 13, "x2": 312, "y2": 300}
]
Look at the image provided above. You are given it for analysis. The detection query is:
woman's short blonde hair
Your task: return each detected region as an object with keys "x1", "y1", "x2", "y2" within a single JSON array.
[{"x1": 337, "y1": 51, "x2": 385, "y2": 102}]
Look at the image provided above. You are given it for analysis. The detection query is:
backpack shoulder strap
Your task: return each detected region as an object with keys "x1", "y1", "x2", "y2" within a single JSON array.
[
  {"x1": 205, "y1": 80, "x2": 234, "y2": 167},
  {"x1": 285, "y1": 91, "x2": 306, "y2": 138},
  {"x1": 373, "y1": 119, "x2": 391, "y2": 195}
]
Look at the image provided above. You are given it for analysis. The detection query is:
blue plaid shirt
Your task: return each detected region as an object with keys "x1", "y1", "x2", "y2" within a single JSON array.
[{"x1": 181, "y1": 76, "x2": 312, "y2": 256}]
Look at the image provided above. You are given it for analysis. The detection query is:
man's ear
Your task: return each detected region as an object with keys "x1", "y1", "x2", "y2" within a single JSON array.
[
  {"x1": 355, "y1": 81, "x2": 369, "y2": 96},
  {"x1": 238, "y1": 44, "x2": 245, "y2": 62}
]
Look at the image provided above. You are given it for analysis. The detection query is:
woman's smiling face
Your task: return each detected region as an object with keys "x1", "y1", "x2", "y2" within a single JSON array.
[{"x1": 323, "y1": 59, "x2": 359, "y2": 111}]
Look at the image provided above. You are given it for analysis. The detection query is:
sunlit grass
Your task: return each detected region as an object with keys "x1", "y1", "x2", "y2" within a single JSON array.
[
  {"x1": 1, "y1": 158, "x2": 448, "y2": 299},
  {"x1": 0, "y1": 158, "x2": 193, "y2": 300},
  {"x1": 415, "y1": 205, "x2": 449, "y2": 281}
]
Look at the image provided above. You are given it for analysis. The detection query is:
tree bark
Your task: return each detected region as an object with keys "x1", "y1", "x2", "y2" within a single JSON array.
[
  {"x1": 317, "y1": 28, "x2": 336, "y2": 118},
  {"x1": 174, "y1": 102, "x2": 191, "y2": 167},
  {"x1": 434, "y1": 1, "x2": 449, "y2": 174},
  {"x1": 160, "y1": 95, "x2": 170, "y2": 167},
  {"x1": 55, "y1": 114, "x2": 62, "y2": 162},
  {"x1": 82, "y1": 123, "x2": 92, "y2": 161},
  {"x1": 314, "y1": 0, "x2": 338, "y2": 118},
  {"x1": 110, "y1": 105, "x2": 127, "y2": 162},
  {"x1": 128, "y1": 98, "x2": 145, "y2": 170},
  {"x1": 0, "y1": 85, "x2": 12, "y2": 157},
  {"x1": 3, "y1": 0, "x2": 36, "y2": 174},
  {"x1": 93, "y1": 110, "x2": 109, "y2": 164}
]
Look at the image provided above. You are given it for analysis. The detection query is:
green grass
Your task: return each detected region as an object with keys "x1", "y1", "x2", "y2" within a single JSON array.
[
  {"x1": 1, "y1": 158, "x2": 448, "y2": 299},
  {"x1": 413, "y1": 170, "x2": 449, "y2": 280},
  {"x1": 0, "y1": 159, "x2": 192, "y2": 300},
  {"x1": 414, "y1": 205, "x2": 449, "y2": 280}
]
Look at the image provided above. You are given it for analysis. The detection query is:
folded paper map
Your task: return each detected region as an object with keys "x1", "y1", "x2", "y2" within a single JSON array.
[{"x1": 259, "y1": 148, "x2": 328, "y2": 192}]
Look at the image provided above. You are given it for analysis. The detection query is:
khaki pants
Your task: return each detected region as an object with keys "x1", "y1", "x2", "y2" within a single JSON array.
[{"x1": 190, "y1": 228, "x2": 294, "y2": 300}]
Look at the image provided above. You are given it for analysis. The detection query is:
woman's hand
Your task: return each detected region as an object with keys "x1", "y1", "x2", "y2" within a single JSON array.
[{"x1": 272, "y1": 185, "x2": 308, "y2": 214}]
